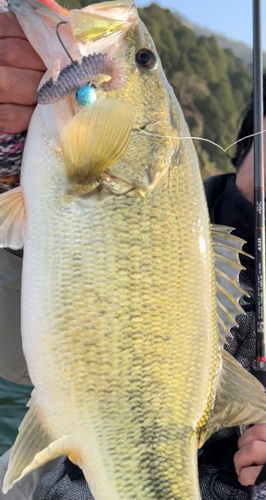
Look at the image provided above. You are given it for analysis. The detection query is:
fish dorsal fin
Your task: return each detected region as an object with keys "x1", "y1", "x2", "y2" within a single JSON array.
[
  {"x1": 212, "y1": 224, "x2": 250, "y2": 345},
  {"x1": 3, "y1": 391, "x2": 77, "y2": 493},
  {"x1": 0, "y1": 186, "x2": 26, "y2": 249},
  {"x1": 199, "y1": 349, "x2": 266, "y2": 447}
]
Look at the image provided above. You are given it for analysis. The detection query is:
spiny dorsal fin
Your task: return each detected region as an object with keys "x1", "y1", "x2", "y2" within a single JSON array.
[{"x1": 211, "y1": 224, "x2": 251, "y2": 345}]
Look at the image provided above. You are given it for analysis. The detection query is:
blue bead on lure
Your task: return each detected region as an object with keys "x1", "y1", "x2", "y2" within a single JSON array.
[{"x1": 76, "y1": 83, "x2": 97, "y2": 107}]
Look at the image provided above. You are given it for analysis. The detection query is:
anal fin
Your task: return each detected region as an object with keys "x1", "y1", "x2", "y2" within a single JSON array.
[
  {"x1": 2, "y1": 392, "x2": 77, "y2": 494},
  {"x1": 199, "y1": 349, "x2": 266, "y2": 447}
]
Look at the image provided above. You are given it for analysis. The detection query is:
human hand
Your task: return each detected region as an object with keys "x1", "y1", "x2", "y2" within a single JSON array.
[
  {"x1": 0, "y1": 12, "x2": 46, "y2": 133},
  {"x1": 234, "y1": 424, "x2": 266, "y2": 486}
]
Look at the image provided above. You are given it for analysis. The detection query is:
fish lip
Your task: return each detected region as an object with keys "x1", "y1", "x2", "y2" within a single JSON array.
[
  {"x1": 132, "y1": 122, "x2": 153, "y2": 131},
  {"x1": 132, "y1": 120, "x2": 161, "y2": 133},
  {"x1": 132, "y1": 119, "x2": 179, "y2": 141}
]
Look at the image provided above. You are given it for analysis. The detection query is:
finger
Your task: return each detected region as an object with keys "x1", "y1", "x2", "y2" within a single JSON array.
[
  {"x1": 238, "y1": 425, "x2": 266, "y2": 448},
  {"x1": 0, "y1": 13, "x2": 26, "y2": 39},
  {"x1": 0, "y1": 67, "x2": 43, "y2": 105},
  {"x1": 234, "y1": 440, "x2": 266, "y2": 475},
  {"x1": 0, "y1": 104, "x2": 35, "y2": 133},
  {"x1": 238, "y1": 465, "x2": 262, "y2": 487},
  {"x1": 0, "y1": 39, "x2": 46, "y2": 71}
]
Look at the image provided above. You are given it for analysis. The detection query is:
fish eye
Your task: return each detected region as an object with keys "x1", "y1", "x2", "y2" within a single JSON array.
[{"x1": 135, "y1": 49, "x2": 156, "y2": 69}]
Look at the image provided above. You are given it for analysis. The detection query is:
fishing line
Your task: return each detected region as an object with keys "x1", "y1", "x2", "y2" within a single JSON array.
[{"x1": 135, "y1": 128, "x2": 266, "y2": 159}]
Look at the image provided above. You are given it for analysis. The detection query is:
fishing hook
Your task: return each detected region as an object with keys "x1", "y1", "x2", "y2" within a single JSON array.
[{"x1": 56, "y1": 21, "x2": 74, "y2": 63}]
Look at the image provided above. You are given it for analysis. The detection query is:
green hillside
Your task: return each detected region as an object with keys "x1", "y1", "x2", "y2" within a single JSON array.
[{"x1": 60, "y1": 0, "x2": 253, "y2": 177}]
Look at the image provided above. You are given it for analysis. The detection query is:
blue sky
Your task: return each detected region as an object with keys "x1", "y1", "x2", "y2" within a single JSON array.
[{"x1": 137, "y1": 0, "x2": 266, "y2": 51}]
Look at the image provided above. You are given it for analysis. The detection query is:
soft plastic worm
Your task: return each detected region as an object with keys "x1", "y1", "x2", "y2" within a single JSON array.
[{"x1": 37, "y1": 53, "x2": 124, "y2": 104}]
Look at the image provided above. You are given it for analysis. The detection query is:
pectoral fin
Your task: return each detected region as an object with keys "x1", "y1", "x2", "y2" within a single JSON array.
[
  {"x1": 60, "y1": 98, "x2": 133, "y2": 192},
  {"x1": 0, "y1": 186, "x2": 26, "y2": 249},
  {"x1": 3, "y1": 393, "x2": 78, "y2": 493},
  {"x1": 199, "y1": 349, "x2": 266, "y2": 447}
]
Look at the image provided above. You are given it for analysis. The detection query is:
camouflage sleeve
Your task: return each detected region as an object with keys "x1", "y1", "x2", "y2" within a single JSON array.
[
  {"x1": 0, "y1": 133, "x2": 26, "y2": 193},
  {"x1": 0, "y1": 132, "x2": 30, "y2": 384}
]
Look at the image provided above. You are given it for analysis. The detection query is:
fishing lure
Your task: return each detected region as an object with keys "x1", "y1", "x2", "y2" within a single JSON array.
[
  {"x1": 37, "y1": 21, "x2": 124, "y2": 105},
  {"x1": 37, "y1": 51, "x2": 124, "y2": 105}
]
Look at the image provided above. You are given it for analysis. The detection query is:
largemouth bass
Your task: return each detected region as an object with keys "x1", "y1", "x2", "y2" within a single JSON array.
[{"x1": 1, "y1": 1, "x2": 266, "y2": 499}]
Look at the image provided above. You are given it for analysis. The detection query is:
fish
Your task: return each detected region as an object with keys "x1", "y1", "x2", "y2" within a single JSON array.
[{"x1": 1, "y1": 1, "x2": 266, "y2": 499}]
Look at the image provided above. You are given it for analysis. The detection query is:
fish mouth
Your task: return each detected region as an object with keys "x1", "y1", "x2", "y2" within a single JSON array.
[
  {"x1": 132, "y1": 122, "x2": 154, "y2": 132},
  {"x1": 132, "y1": 120, "x2": 169, "y2": 135}
]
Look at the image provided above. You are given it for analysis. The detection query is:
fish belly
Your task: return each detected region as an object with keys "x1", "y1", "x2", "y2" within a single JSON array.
[{"x1": 21, "y1": 135, "x2": 219, "y2": 500}]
